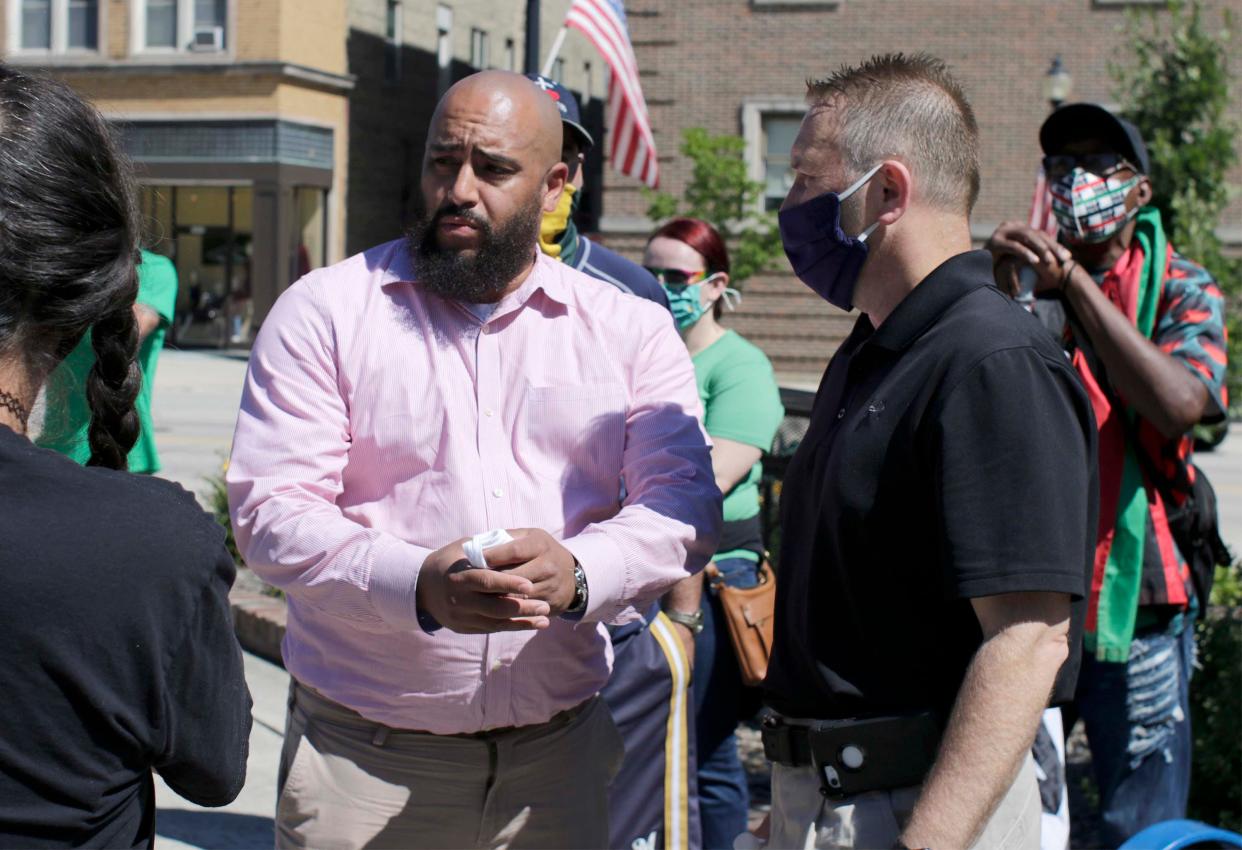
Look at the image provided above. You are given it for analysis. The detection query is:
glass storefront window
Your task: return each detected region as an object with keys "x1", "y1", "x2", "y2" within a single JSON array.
[
  {"x1": 139, "y1": 184, "x2": 254, "y2": 346},
  {"x1": 293, "y1": 187, "x2": 327, "y2": 281}
]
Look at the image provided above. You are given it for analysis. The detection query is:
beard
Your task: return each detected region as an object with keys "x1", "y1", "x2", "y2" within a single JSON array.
[{"x1": 407, "y1": 193, "x2": 543, "y2": 303}]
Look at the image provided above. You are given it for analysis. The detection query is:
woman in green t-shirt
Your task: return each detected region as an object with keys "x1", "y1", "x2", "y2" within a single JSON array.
[{"x1": 644, "y1": 218, "x2": 784, "y2": 848}]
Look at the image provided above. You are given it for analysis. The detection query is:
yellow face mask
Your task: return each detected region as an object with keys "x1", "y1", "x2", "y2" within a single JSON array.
[{"x1": 539, "y1": 183, "x2": 577, "y2": 260}]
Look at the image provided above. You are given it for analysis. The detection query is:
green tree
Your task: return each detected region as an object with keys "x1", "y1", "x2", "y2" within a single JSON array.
[
  {"x1": 644, "y1": 128, "x2": 783, "y2": 285},
  {"x1": 1111, "y1": 0, "x2": 1241, "y2": 405}
]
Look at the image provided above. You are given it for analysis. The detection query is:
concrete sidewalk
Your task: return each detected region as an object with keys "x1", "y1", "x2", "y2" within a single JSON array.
[{"x1": 150, "y1": 348, "x2": 249, "y2": 502}]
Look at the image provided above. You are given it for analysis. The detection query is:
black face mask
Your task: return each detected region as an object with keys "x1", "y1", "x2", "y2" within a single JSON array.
[{"x1": 778, "y1": 163, "x2": 883, "y2": 312}]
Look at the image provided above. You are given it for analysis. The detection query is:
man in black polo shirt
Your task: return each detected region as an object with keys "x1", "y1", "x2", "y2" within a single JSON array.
[{"x1": 756, "y1": 54, "x2": 1097, "y2": 850}]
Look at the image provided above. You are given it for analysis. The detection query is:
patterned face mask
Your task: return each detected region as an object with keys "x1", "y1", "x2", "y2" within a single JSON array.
[{"x1": 1050, "y1": 167, "x2": 1141, "y2": 244}]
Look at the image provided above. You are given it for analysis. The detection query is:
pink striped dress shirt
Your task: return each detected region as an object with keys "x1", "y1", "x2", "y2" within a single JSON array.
[{"x1": 227, "y1": 240, "x2": 721, "y2": 734}]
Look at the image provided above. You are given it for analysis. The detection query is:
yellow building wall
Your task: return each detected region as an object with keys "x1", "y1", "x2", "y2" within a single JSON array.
[{"x1": 279, "y1": 0, "x2": 347, "y2": 75}]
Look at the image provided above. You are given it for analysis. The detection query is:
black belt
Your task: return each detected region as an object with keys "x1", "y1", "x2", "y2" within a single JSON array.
[{"x1": 761, "y1": 711, "x2": 942, "y2": 798}]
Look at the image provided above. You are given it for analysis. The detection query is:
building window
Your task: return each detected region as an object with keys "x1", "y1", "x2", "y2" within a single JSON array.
[
  {"x1": 146, "y1": 0, "x2": 177, "y2": 47},
  {"x1": 15, "y1": 0, "x2": 100, "y2": 51},
  {"x1": 741, "y1": 99, "x2": 805, "y2": 213},
  {"x1": 67, "y1": 0, "x2": 97, "y2": 48},
  {"x1": 134, "y1": 0, "x2": 226, "y2": 53},
  {"x1": 504, "y1": 38, "x2": 515, "y2": 71},
  {"x1": 436, "y1": 4, "x2": 452, "y2": 94},
  {"x1": 470, "y1": 28, "x2": 488, "y2": 69},
  {"x1": 20, "y1": 0, "x2": 52, "y2": 49},
  {"x1": 761, "y1": 114, "x2": 800, "y2": 211},
  {"x1": 384, "y1": 0, "x2": 402, "y2": 82},
  {"x1": 194, "y1": 0, "x2": 224, "y2": 37}
]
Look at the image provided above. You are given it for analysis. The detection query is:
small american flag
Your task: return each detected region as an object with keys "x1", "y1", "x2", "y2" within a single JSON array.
[
  {"x1": 564, "y1": 0, "x2": 659, "y2": 187},
  {"x1": 1028, "y1": 166, "x2": 1058, "y2": 236}
]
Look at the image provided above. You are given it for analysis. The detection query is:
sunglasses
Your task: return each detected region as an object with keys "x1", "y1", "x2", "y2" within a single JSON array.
[
  {"x1": 644, "y1": 266, "x2": 712, "y2": 285},
  {"x1": 1043, "y1": 153, "x2": 1136, "y2": 181}
]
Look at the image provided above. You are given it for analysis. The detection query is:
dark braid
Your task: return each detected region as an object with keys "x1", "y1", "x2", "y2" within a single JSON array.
[
  {"x1": 0, "y1": 64, "x2": 140, "y2": 470},
  {"x1": 85, "y1": 281, "x2": 142, "y2": 468}
]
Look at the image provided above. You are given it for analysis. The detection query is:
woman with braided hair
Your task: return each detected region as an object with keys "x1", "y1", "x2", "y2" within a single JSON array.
[{"x1": 0, "y1": 65, "x2": 251, "y2": 848}]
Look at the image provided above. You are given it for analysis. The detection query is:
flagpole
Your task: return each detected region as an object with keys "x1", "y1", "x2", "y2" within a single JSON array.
[{"x1": 540, "y1": 26, "x2": 568, "y2": 77}]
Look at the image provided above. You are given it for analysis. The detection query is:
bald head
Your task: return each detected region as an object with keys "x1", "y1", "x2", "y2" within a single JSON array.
[{"x1": 431, "y1": 70, "x2": 564, "y2": 172}]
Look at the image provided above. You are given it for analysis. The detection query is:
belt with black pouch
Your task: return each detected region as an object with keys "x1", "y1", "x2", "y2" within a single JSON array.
[{"x1": 761, "y1": 711, "x2": 942, "y2": 799}]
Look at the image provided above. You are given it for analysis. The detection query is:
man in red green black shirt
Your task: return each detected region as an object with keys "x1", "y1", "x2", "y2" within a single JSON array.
[{"x1": 988, "y1": 104, "x2": 1228, "y2": 845}]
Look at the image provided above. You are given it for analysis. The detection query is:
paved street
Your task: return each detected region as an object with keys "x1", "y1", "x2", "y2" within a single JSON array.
[{"x1": 144, "y1": 348, "x2": 1242, "y2": 848}]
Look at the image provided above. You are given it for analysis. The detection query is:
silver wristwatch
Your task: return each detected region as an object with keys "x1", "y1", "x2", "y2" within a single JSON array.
[{"x1": 565, "y1": 561, "x2": 589, "y2": 615}]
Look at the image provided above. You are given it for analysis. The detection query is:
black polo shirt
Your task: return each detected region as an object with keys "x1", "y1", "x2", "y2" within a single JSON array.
[{"x1": 763, "y1": 250, "x2": 1097, "y2": 722}]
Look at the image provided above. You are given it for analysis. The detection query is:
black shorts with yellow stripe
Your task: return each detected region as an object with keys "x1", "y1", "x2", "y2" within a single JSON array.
[{"x1": 602, "y1": 604, "x2": 701, "y2": 850}]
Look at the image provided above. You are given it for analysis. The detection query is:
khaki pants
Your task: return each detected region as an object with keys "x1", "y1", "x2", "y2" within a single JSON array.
[
  {"x1": 276, "y1": 682, "x2": 624, "y2": 850},
  {"x1": 766, "y1": 754, "x2": 1041, "y2": 850}
]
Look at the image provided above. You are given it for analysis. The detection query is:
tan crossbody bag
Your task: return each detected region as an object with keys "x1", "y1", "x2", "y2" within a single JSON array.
[{"x1": 704, "y1": 558, "x2": 777, "y2": 687}]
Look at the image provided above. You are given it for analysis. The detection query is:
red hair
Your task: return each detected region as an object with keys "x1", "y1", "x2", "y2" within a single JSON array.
[{"x1": 649, "y1": 217, "x2": 730, "y2": 276}]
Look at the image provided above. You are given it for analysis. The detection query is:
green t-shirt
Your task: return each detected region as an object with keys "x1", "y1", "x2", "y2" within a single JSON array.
[
  {"x1": 692, "y1": 329, "x2": 784, "y2": 558},
  {"x1": 38, "y1": 250, "x2": 178, "y2": 473}
]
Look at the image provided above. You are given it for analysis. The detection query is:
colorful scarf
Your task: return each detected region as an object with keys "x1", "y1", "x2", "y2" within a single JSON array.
[
  {"x1": 538, "y1": 183, "x2": 583, "y2": 269},
  {"x1": 1076, "y1": 206, "x2": 1187, "y2": 661}
]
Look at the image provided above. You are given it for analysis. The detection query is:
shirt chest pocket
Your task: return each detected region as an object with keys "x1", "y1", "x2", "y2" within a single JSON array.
[{"x1": 521, "y1": 383, "x2": 628, "y2": 490}]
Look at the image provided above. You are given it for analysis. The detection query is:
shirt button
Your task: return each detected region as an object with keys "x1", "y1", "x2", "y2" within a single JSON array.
[
  {"x1": 490, "y1": 660, "x2": 502, "y2": 672},
  {"x1": 837, "y1": 407, "x2": 846, "y2": 419},
  {"x1": 492, "y1": 488, "x2": 504, "y2": 498},
  {"x1": 481, "y1": 324, "x2": 492, "y2": 335},
  {"x1": 484, "y1": 408, "x2": 495, "y2": 417}
]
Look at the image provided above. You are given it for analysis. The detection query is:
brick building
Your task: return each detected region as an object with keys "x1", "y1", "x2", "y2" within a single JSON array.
[
  {"x1": 596, "y1": 0, "x2": 1242, "y2": 382},
  {"x1": 2, "y1": 0, "x2": 353, "y2": 345}
]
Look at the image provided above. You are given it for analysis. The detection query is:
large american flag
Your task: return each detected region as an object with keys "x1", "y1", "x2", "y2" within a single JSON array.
[{"x1": 564, "y1": 0, "x2": 659, "y2": 187}]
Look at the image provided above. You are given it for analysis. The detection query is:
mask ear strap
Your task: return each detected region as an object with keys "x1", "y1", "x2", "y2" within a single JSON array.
[
  {"x1": 840, "y1": 161, "x2": 886, "y2": 201},
  {"x1": 720, "y1": 288, "x2": 742, "y2": 311},
  {"x1": 857, "y1": 220, "x2": 882, "y2": 244}
]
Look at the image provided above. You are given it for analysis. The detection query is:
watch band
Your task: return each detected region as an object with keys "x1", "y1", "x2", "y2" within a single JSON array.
[
  {"x1": 566, "y1": 561, "x2": 588, "y2": 614},
  {"x1": 662, "y1": 607, "x2": 704, "y2": 635}
]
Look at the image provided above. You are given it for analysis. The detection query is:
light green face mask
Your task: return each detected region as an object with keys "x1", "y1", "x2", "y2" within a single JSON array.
[{"x1": 662, "y1": 282, "x2": 708, "y2": 329}]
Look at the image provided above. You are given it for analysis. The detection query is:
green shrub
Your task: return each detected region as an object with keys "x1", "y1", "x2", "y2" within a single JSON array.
[
  {"x1": 643, "y1": 128, "x2": 783, "y2": 287},
  {"x1": 1189, "y1": 607, "x2": 1242, "y2": 831},
  {"x1": 203, "y1": 459, "x2": 241, "y2": 566}
]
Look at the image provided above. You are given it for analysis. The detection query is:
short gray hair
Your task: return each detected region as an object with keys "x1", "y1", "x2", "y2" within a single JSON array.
[{"x1": 806, "y1": 53, "x2": 980, "y2": 215}]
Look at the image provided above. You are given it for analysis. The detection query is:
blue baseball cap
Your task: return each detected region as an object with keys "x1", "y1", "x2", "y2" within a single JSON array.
[{"x1": 525, "y1": 73, "x2": 594, "y2": 151}]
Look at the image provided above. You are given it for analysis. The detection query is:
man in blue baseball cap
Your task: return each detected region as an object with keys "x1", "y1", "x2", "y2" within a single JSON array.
[
  {"x1": 526, "y1": 73, "x2": 698, "y2": 850},
  {"x1": 526, "y1": 74, "x2": 668, "y2": 310}
]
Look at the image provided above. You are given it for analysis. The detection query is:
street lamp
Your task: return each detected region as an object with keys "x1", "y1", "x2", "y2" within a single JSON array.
[{"x1": 1043, "y1": 55, "x2": 1073, "y2": 111}]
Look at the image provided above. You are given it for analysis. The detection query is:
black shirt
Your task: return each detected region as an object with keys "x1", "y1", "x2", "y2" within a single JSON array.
[
  {"x1": 763, "y1": 251, "x2": 1097, "y2": 721},
  {"x1": 0, "y1": 427, "x2": 251, "y2": 849}
]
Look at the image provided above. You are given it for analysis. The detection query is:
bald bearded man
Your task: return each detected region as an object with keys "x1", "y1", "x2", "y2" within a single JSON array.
[{"x1": 228, "y1": 71, "x2": 721, "y2": 849}]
